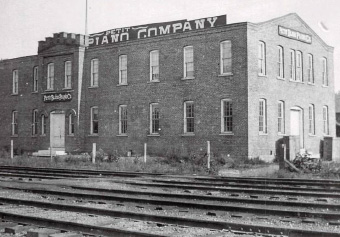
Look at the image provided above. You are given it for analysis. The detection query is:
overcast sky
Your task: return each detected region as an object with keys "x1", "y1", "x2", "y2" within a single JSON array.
[{"x1": 1, "y1": 0, "x2": 339, "y2": 91}]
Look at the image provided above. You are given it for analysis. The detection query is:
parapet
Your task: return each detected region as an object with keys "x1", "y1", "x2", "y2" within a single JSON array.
[{"x1": 38, "y1": 32, "x2": 88, "y2": 53}]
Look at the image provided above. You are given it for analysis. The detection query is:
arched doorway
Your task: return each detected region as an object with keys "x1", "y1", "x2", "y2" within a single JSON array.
[{"x1": 290, "y1": 106, "x2": 304, "y2": 150}]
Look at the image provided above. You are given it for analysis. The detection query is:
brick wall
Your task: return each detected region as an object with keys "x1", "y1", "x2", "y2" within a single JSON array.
[{"x1": 247, "y1": 14, "x2": 335, "y2": 160}]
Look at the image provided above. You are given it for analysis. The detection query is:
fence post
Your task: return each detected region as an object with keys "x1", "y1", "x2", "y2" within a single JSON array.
[
  {"x1": 10, "y1": 140, "x2": 13, "y2": 159},
  {"x1": 144, "y1": 143, "x2": 147, "y2": 163},
  {"x1": 207, "y1": 141, "x2": 211, "y2": 169},
  {"x1": 92, "y1": 143, "x2": 96, "y2": 164}
]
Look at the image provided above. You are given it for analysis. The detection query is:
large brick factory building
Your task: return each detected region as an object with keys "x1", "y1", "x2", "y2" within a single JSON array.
[{"x1": 0, "y1": 13, "x2": 335, "y2": 160}]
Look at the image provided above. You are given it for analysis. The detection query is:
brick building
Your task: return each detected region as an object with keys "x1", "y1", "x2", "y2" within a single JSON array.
[{"x1": 0, "y1": 13, "x2": 335, "y2": 160}]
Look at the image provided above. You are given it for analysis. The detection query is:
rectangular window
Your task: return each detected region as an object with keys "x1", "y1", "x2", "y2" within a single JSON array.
[
  {"x1": 12, "y1": 70, "x2": 18, "y2": 94},
  {"x1": 323, "y1": 106, "x2": 329, "y2": 135},
  {"x1": 119, "y1": 105, "x2": 128, "y2": 135},
  {"x1": 32, "y1": 109, "x2": 38, "y2": 136},
  {"x1": 12, "y1": 111, "x2": 18, "y2": 136},
  {"x1": 278, "y1": 101, "x2": 285, "y2": 134},
  {"x1": 91, "y1": 106, "x2": 98, "y2": 134},
  {"x1": 289, "y1": 50, "x2": 296, "y2": 81},
  {"x1": 119, "y1": 55, "x2": 127, "y2": 85},
  {"x1": 322, "y1": 58, "x2": 328, "y2": 86},
  {"x1": 278, "y1": 46, "x2": 284, "y2": 78},
  {"x1": 33, "y1": 66, "x2": 38, "y2": 92},
  {"x1": 150, "y1": 103, "x2": 160, "y2": 134},
  {"x1": 47, "y1": 63, "x2": 54, "y2": 90},
  {"x1": 307, "y1": 54, "x2": 314, "y2": 84},
  {"x1": 221, "y1": 99, "x2": 233, "y2": 133},
  {"x1": 69, "y1": 114, "x2": 75, "y2": 135},
  {"x1": 184, "y1": 101, "x2": 194, "y2": 133},
  {"x1": 41, "y1": 115, "x2": 46, "y2": 135},
  {"x1": 220, "y1": 41, "x2": 232, "y2": 75},
  {"x1": 150, "y1": 50, "x2": 159, "y2": 81},
  {"x1": 184, "y1": 46, "x2": 194, "y2": 78},
  {"x1": 259, "y1": 99, "x2": 267, "y2": 134},
  {"x1": 296, "y1": 51, "x2": 303, "y2": 82},
  {"x1": 258, "y1": 41, "x2": 266, "y2": 75},
  {"x1": 91, "y1": 59, "x2": 99, "y2": 87},
  {"x1": 65, "y1": 61, "x2": 72, "y2": 88},
  {"x1": 309, "y1": 104, "x2": 315, "y2": 135}
]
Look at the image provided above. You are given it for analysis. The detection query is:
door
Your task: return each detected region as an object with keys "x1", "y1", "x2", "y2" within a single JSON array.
[
  {"x1": 290, "y1": 108, "x2": 304, "y2": 149},
  {"x1": 50, "y1": 113, "x2": 65, "y2": 148}
]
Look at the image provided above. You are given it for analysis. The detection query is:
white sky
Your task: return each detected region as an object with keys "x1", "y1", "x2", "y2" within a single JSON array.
[{"x1": 1, "y1": 0, "x2": 339, "y2": 91}]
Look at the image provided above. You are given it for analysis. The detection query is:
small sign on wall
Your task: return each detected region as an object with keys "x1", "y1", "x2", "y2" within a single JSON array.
[
  {"x1": 278, "y1": 25, "x2": 312, "y2": 44},
  {"x1": 43, "y1": 92, "x2": 72, "y2": 103}
]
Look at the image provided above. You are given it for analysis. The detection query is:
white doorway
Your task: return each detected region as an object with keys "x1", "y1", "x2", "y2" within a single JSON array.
[
  {"x1": 290, "y1": 107, "x2": 304, "y2": 149},
  {"x1": 50, "y1": 112, "x2": 65, "y2": 149}
]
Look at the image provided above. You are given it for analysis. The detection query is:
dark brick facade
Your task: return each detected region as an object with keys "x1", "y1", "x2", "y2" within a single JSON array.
[{"x1": 0, "y1": 13, "x2": 335, "y2": 160}]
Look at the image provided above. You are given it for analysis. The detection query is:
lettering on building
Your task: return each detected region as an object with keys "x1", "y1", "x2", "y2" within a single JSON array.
[
  {"x1": 89, "y1": 15, "x2": 227, "y2": 47},
  {"x1": 278, "y1": 25, "x2": 312, "y2": 44},
  {"x1": 43, "y1": 92, "x2": 72, "y2": 103}
]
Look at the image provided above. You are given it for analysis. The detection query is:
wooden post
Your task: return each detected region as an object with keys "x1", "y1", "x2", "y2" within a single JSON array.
[
  {"x1": 207, "y1": 141, "x2": 211, "y2": 169},
  {"x1": 10, "y1": 140, "x2": 13, "y2": 159},
  {"x1": 92, "y1": 143, "x2": 96, "y2": 164},
  {"x1": 144, "y1": 143, "x2": 147, "y2": 163}
]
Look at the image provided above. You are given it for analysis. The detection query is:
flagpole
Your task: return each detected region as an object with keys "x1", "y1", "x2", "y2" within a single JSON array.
[{"x1": 85, "y1": 0, "x2": 88, "y2": 36}]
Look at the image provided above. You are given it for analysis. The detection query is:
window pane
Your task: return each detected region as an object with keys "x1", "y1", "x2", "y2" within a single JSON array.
[
  {"x1": 221, "y1": 41, "x2": 232, "y2": 74},
  {"x1": 185, "y1": 103, "x2": 194, "y2": 133}
]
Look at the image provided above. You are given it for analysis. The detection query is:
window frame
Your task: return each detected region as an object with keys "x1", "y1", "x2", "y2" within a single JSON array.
[
  {"x1": 277, "y1": 101, "x2": 285, "y2": 134},
  {"x1": 90, "y1": 106, "x2": 98, "y2": 135},
  {"x1": 220, "y1": 40, "x2": 232, "y2": 75},
  {"x1": 183, "y1": 46, "x2": 194, "y2": 78},
  {"x1": 69, "y1": 113, "x2": 75, "y2": 135},
  {"x1": 322, "y1": 57, "x2": 328, "y2": 86},
  {"x1": 259, "y1": 99, "x2": 267, "y2": 134},
  {"x1": 150, "y1": 103, "x2": 160, "y2": 135},
  {"x1": 47, "y1": 63, "x2": 54, "y2": 90},
  {"x1": 91, "y1": 58, "x2": 99, "y2": 87},
  {"x1": 289, "y1": 49, "x2": 296, "y2": 81},
  {"x1": 277, "y1": 46, "x2": 284, "y2": 79},
  {"x1": 12, "y1": 70, "x2": 18, "y2": 94},
  {"x1": 323, "y1": 105, "x2": 329, "y2": 135},
  {"x1": 33, "y1": 66, "x2": 38, "y2": 92},
  {"x1": 307, "y1": 54, "x2": 314, "y2": 84},
  {"x1": 150, "y1": 50, "x2": 159, "y2": 82},
  {"x1": 11, "y1": 111, "x2": 18, "y2": 136},
  {"x1": 118, "y1": 55, "x2": 128, "y2": 85},
  {"x1": 221, "y1": 99, "x2": 233, "y2": 134},
  {"x1": 258, "y1": 41, "x2": 266, "y2": 76},
  {"x1": 64, "y1": 61, "x2": 72, "y2": 89},
  {"x1": 119, "y1": 105, "x2": 128, "y2": 135},
  {"x1": 296, "y1": 51, "x2": 303, "y2": 82},
  {"x1": 308, "y1": 104, "x2": 315, "y2": 135},
  {"x1": 41, "y1": 115, "x2": 46, "y2": 135},
  {"x1": 184, "y1": 101, "x2": 195, "y2": 134},
  {"x1": 32, "y1": 109, "x2": 38, "y2": 136}
]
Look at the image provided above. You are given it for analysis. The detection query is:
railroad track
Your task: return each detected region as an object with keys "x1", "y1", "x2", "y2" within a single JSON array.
[{"x1": 0, "y1": 166, "x2": 339, "y2": 236}]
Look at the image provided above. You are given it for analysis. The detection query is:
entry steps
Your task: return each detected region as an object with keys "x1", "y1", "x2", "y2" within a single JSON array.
[{"x1": 32, "y1": 148, "x2": 66, "y2": 157}]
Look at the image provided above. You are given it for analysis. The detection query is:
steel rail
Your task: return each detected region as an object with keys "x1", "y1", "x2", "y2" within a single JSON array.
[
  {"x1": 148, "y1": 179, "x2": 340, "y2": 193},
  {"x1": 5, "y1": 186, "x2": 340, "y2": 220},
  {"x1": 1, "y1": 165, "x2": 340, "y2": 186},
  {"x1": 0, "y1": 196, "x2": 339, "y2": 237},
  {"x1": 0, "y1": 171, "x2": 90, "y2": 178},
  {"x1": 0, "y1": 210, "x2": 165, "y2": 237},
  {"x1": 0, "y1": 165, "x2": 160, "y2": 177},
  {"x1": 109, "y1": 179, "x2": 340, "y2": 198},
  {"x1": 70, "y1": 186, "x2": 340, "y2": 210}
]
